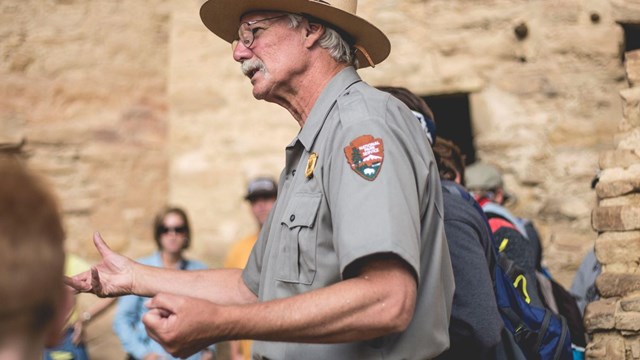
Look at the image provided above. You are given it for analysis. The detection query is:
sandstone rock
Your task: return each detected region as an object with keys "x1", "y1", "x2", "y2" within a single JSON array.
[
  {"x1": 621, "y1": 87, "x2": 640, "y2": 128},
  {"x1": 597, "y1": 273, "x2": 640, "y2": 298},
  {"x1": 599, "y1": 149, "x2": 640, "y2": 170},
  {"x1": 615, "y1": 309, "x2": 640, "y2": 331},
  {"x1": 586, "y1": 331, "x2": 625, "y2": 360},
  {"x1": 592, "y1": 205, "x2": 640, "y2": 231},
  {"x1": 584, "y1": 298, "x2": 618, "y2": 331},
  {"x1": 615, "y1": 128, "x2": 640, "y2": 151},
  {"x1": 597, "y1": 165, "x2": 640, "y2": 198},
  {"x1": 599, "y1": 194, "x2": 640, "y2": 207},
  {"x1": 596, "y1": 231, "x2": 640, "y2": 264},
  {"x1": 625, "y1": 50, "x2": 640, "y2": 87},
  {"x1": 620, "y1": 293, "x2": 640, "y2": 312},
  {"x1": 612, "y1": 0, "x2": 640, "y2": 27}
]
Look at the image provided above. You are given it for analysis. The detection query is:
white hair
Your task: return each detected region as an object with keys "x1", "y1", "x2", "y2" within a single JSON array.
[{"x1": 287, "y1": 14, "x2": 359, "y2": 68}]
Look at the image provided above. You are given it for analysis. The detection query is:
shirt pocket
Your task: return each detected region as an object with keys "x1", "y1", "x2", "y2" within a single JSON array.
[{"x1": 277, "y1": 192, "x2": 322, "y2": 285}]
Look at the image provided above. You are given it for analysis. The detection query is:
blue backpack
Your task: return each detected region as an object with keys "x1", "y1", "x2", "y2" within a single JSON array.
[{"x1": 442, "y1": 183, "x2": 572, "y2": 360}]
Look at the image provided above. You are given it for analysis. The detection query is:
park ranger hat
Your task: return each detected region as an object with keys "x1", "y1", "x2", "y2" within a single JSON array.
[{"x1": 200, "y1": 0, "x2": 391, "y2": 68}]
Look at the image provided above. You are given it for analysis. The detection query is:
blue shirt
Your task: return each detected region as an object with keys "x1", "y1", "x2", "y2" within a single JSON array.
[{"x1": 112, "y1": 251, "x2": 210, "y2": 360}]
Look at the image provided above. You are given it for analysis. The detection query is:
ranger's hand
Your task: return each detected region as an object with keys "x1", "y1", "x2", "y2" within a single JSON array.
[
  {"x1": 64, "y1": 232, "x2": 135, "y2": 297},
  {"x1": 143, "y1": 293, "x2": 222, "y2": 359}
]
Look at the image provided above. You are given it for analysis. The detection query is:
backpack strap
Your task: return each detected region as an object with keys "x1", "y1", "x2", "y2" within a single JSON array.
[{"x1": 553, "y1": 316, "x2": 570, "y2": 360}]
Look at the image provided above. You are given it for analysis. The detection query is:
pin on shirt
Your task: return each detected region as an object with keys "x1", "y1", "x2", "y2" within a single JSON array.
[{"x1": 306, "y1": 153, "x2": 318, "y2": 178}]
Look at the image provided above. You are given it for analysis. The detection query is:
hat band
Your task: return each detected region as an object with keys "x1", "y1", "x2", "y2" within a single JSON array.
[{"x1": 354, "y1": 45, "x2": 375, "y2": 68}]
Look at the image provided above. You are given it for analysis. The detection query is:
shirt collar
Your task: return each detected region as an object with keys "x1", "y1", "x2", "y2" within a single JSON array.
[{"x1": 292, "y1": 67, "x2": 362, "y2": 151}]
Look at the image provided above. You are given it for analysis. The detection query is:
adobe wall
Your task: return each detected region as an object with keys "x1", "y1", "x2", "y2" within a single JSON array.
[{"x1": 0, "y1": 0, "x2": 633, "y2": 358}]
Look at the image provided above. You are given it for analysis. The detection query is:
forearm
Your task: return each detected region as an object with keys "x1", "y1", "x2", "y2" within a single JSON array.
[
  {"x1": 213, "y1": 257, "x2": 417, "y2": 343},
  {"x1": 133, "y1": 264, "x2": 255, "y2": 305}
]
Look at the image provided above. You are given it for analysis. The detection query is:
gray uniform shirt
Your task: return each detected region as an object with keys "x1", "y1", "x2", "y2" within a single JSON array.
[{"x1": 243, "y1": 67, "x2": 454, "y2": 360}]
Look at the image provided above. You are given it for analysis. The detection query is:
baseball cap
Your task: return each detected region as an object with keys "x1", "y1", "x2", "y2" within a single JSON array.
[
  {"x1": 465, "y1": 162, "x2": 504, "y2": 191},
  {"x1": 245, "y1": 177, "x2": 277, "y2": 201},
  {"x1": 465, "y1": 161, "x2": 514, "y2": 202}
]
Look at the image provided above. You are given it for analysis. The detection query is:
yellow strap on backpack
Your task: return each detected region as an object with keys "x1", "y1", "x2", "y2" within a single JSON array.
[
  {"x1": 513, "y1": 274, "x2": 531, "y2": 304},
  {"x1": 499, "y1": 238, "x2": 509, "y2": 252}
]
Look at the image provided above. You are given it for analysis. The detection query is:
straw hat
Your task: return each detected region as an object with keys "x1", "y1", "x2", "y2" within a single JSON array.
[{"x1": 200, "y1": 0, "x2": 391, "y2": 68}]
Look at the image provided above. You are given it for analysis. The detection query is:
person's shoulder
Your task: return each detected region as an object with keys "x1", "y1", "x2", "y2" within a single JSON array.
[
  {"x1": 442, "y1": 188, "x2": 485, "y2": 224},
  {"x1": 336, "y1": 83, "x2": 391, "y2": 125}
]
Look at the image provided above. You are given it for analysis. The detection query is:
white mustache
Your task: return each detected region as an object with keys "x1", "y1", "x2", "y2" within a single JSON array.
[{"x1": 241, "y1": 58, "x2": 266, "y2": 77}]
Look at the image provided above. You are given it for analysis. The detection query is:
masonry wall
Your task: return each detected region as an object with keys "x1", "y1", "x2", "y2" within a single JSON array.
[
  {"x1": 0, "y1": 0, "x2": 632, "y2": 358},
  {"x1": 586, "y1": 48, "x2": 640, "y2": 359}
]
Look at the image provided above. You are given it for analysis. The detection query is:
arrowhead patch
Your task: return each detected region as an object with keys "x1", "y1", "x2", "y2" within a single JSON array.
[{"x1": 344, "y1": 135, "x2": 384, "y2": 181}]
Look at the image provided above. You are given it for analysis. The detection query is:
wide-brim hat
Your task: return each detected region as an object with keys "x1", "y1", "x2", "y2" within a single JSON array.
[{"x1": 200, "y1": 0, "x2": 391, "y2": 68}]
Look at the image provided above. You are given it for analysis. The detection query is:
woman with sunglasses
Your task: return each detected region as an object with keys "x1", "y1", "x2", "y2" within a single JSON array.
[{"x1": 112, "y1": 206, "x2": 214, "y2": 360}]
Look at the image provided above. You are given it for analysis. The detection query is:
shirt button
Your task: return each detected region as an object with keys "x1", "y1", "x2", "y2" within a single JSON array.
[{"x1": 290, "y1": 214, "x2": 296, "y2": 222}]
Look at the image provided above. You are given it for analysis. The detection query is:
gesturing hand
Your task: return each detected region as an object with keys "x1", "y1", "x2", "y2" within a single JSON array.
[
  {"x1": 64, "y1": 232, "x2": 135, "y2": 297},
  {"x1": 143, "y1": 293, "x2": 222, "y2": 359}
]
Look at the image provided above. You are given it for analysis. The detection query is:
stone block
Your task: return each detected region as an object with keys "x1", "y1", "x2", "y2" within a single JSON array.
[
  {"x1": 597, "y1": 272, "x2": 640, "y2": 298},
  {"x1": 620, "y1": 293, "x2": 640, "y2": 312},
  {"x1": 585, "y1": 331, "x2": 625, "y2": 360},
  {"x1": 621, "y1": 87, "x2": 640, "y2": 127},
  {"x1": 592, "y1": 205, "x2": 640, "y2": 231},
  {"x1": 626, "y1": 50, "x2": 640, "y2": 87},
  {"x1": 613, "y1": 0, "x2": 640, "y2": 25},
  {"x1": 592, "y1": 206, "x2": 623, "y2": 231},
  {"x1": 630, "y1": 338, "x2": 640, "y2": 359},
  {"x1": 597, "y1": 165, "x2": 640, "y2": 198},
  {"x1": 615, "y1": 128, "x2": 640, "y2": 151},
  {"x1": 596, "y1": 231, "x2": 640, "y2": 264},
  {"x1": 596, "y1": 180, "x2": 640, "y2": 198},
  {"x1": 599, "y1": 149, "x2": 640, "y2": 170},
  {"x1": 615, "y1": 308, "x2": 640, "y2": 331},
  {"x1": 599, "y1": 194, "x2": 640, "y2": 207},
  {"x1": 584, "y1": 298, "x2": 618, "y2": 331}
]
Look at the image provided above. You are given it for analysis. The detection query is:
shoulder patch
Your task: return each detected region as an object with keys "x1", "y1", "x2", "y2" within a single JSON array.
[{"x1": 343, "y1": 135, "x2": 384, "y2": 181}]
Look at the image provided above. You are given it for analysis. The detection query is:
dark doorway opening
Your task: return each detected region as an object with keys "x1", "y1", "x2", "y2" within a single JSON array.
[
  {"x1": 620, "y1": 23, "x2": 640, "y2": 62},
  {"x1": 422, "y1": 93, "x2": 476, "y2": 165}
]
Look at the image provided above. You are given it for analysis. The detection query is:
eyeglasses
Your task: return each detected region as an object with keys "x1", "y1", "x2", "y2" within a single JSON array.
[
  {"x1": 231, "y1": 14, "x2": 290, "y2": 52},
  {"x1": 159, "y1": 225, "x2": 187, "y2": 235}
]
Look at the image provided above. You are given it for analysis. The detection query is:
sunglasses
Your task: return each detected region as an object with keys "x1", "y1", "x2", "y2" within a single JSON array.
[{"x1": 159, "y1": 225, "x2": 187, "y2": 235}]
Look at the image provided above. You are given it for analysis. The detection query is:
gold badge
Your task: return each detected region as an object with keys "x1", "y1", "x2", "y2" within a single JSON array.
[{"x1": 305, "y1": 153, "x2": 318, "y2": 178}]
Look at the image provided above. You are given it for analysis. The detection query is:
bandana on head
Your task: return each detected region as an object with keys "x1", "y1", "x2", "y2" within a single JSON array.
[{"x1": 411, "y1": 110, "x2": 436, "y2": 145}]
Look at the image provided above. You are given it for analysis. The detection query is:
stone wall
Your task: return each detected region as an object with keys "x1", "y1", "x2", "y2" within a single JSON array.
[
  {"x1": 586, "y1": 48, "x2": 640, "y2": 359},
  {"x1": 0, "y1": 0, "x2": 634, "y2": 358}
]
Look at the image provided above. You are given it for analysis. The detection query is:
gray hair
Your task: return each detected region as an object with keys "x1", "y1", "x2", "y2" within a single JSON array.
[{"x1": 287, "y1": 14, "x2": 358, "y2": 68}]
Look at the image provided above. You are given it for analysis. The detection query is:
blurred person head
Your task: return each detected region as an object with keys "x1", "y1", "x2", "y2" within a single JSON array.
[
  {"x1": 245, "y1": 177, "x2": 278, "y2": 227},
  {"x1": 0, "y1": 155, "x2": 69, "y2": 358},
  {"x1": 465, "y1": 161, "x2": 513, "y2": 205},
  {"x1": 432, "y1": 138, "x2": 466, "y2": 186},
  {"x1": 153, "y1": 207, "x2": 192, "y2": 253}
]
